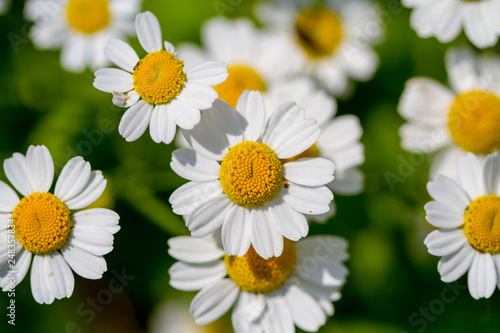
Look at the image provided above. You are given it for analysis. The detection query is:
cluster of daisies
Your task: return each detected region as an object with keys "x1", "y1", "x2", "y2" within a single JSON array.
[
  {"x1": 1, "y1": 0, "x2": 381, "y2": 331},
  {"x1": 400, "y1": 1, "x2": 500, "y2": 300}
]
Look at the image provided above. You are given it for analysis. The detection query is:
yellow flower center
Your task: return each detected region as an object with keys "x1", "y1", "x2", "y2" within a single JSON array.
[
  {"x1": 280, "y1": 144, "x2": 320, "y2": 164},
  {"x1": 133, "y1": 50, "x2": 186, "y2": 105},
  {"x1": 219, "y1": 141, "x2": 283, "y2": 208},
  {"x1": 12, "y1": 192, "x2": 72, "y2": 255},
  {"x1": 66, "y1": 0, "x2": 110, "y2": 34},
  {"x1": 295, "y1": 6, "x2": 343, "y2": 59},
  {"x1": 225, "y1": 238, "x2": 296, "y2": 293},
  {"x1": 448, "y1": 90, "x2": 500, "y2": 154},
  {"x1": 464, "y1": 195, "x2": 500, "y2": 254},
  {"x1": 214, "y1": 65, "x2": 266, "y2": 108}
]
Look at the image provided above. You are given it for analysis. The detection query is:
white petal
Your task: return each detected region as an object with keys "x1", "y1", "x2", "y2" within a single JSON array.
[
  {"x1": 150, "y1": 104, "x2": 177, "y2": 144},
  {"x1": 186, "y1": 195, "x2": 233, "y2": 237},
  {"x1": 427, "y1": 175, "x2": 470, "y2": 212},
  {"x1": 61, "y1": 36, "x2": 87, "y2": 73},
  {"x1": 263, "y1": 103, "x2": 320, "y2": 159},
  {"x1": 71, "y1": 226, "x2": 114, "y2": 256},
  {"x1": 222, "y1": 205, "x2": 252, "y2": 257},
  {"x1": 424, "y1": 201, "x2": 465, "y2": 229},
  {"x1": 25, "y1": 145, "x2": 54, "y2": 193},
  {"x1": 446, "y1": 47, "x2": 480, "y2": 94},
  {"x1": 54, "y1": 156, "x2": 91, "y2": 202},
  {"x1": 463, "y1": 4, "x2": 498, "y2": 48},
  {"x1": 329, "y1": 168, "x2": 364, "y2": 196},
  {"x1": 251, "y1": 208, "x2": 284, "y2": 259},
  {"x1": 44, "y1": 252, "x2": 74, "y2": 301},
  {"x1": 296, "y1": 257, "x2": 348, "y2": 287},
  {"x1": 171, "y1": 149, "x2": 220, "y2": 182},
  {"x1": 104, "y1": 38, "x2": 140, "y2": 73},
  {"x1": 72, "y1": 209, "x2": 120, "y2": 234},
  {"x1": 261, "y1": 295, "x2": 295, "y2": 333},
  {"x1": 164, "y1": 41, "x2": 175, "y2": 53},
  {"x1": 170, "y1": 181, "x2": 223, "y2": 216},
  {"x1": 283, "y1": 158, "x2": 335, "y2": 187},
  {"x1": 64, "y1": 171, "x2": 106, "y2": 210},
  {"x1": 168, "y1": 97, "x2": 201, "y2": 131},
  {"x1": 0, "y1": 246, "x2": 31, "y2": 292},
  {"x1": 93, "y1": 68, "x2": 134, "y2": 93},
  {"x1": 424, "y1": 229, "x2": 468, "y2": 257},
  {"x1": 457, "y1": 153, "x2": 485, "y2": 200},
  {"x1": 61, "y1": 242, "x2": 107, "y2": 280},
  {"x1": 0, "y1": 181, "x2": 19, "y2": 213},
  {"x1": 468, "y1": 252, "x2": 496, "y2": 299},
  {"x1": 135, "y1": 11, "x2": 163, "y2": 53},
  {"x1": 168, "y1": 236, "x2": 224, "y2": 263},
  {"x1": 235, "y1": 90, "x2": 267, "y2": 142},
  {"x1": 31, "y1": 255, "x2": 55, "y2": 304},
  {"x1": 4, "y1": 153, "x2": 35, "y2": 196},
  {"x1": 198, "y1": 99, "x2": 243, "y2": 148},
  {"x1": 438, "y1": 243, "x2": 475, "y2": 282},
  {"x1": 112, "y1": 90, "x2": 141, "y2": 108},
  {"x1": 268, "y1": 200, "x2": 308, "y2": 241},
  {"x1": 186, "y1": 61, "x2": 228, "y2": 86},
  {"x1": 284, "y1": 284, "x2": 326, "y2": 332},
  {"x1": 119, "y1": 100, "x2": 153, "y2": 142},
  {"x1": 281, "y1": 183, "x2": 333, "y2": 215},
  {"x1": 190, "y1": 278, "x2": 239, "y2": 325},
  {"x1": 169, "y1": 261, "x2": 227, "y2": 291},
  {"x1": 296, "y1": 236, "x2": 349, "y2": 264},
  {"x1": 182, "y1": 83, "x2": 219, "y2": 110},
  {"x1": 484, "y1": 153, "x2": 500, "y2": 195}
]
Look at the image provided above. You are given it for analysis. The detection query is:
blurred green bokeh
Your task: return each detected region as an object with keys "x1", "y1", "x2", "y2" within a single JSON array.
[{"x1": 1, "y1": 0, "x2": 500, "y2": 333}]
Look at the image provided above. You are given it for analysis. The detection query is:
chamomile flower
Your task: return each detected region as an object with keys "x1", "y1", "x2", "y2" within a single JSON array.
[
  {"x1": 255, "y1": 0, "x2": 383, "y2": 97},
  {"x1": 402, "y1": 0, "x2": 500, "y2": 49},
  {"x1": 398, "y1": 47, "x2": 500, "y2": 180},
  {"x1": 0, "y1": 145, "x2": 119, "y2": 304},
  {"x1": 265, "y1": 77, "x2": 364, "y2": 222},
  {"x1": 0, "y1": 0, "x2": 10, "y2": 15},
  {"x1": 93, "y1": 11, "x2": 228, "y2": 144},
  {"x1": 169, "y1": 90, "x2": 335, "y2": 259},
  {"x1": 177, "y1": 17, "x2": 299, "y2": 108},
  {"x1": 168, "y1": 233, "x2": 348, "y2": 332},
  {"x1": 424, "y1": 152, "x2": 500, "y2": 299},
  {"x1": 24, "y1": 0, "x2": 141, "y2": 72}
]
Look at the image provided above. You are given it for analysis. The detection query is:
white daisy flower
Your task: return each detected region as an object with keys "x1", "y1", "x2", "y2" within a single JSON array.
[
  {"x1": 177, "y1": 16, "x2": 299, "y2": 108},
  {"x1": 255, "y1": 0, "x2": 383, "y2": 97},
  {"x1": 93, "y1": 11, "x2": 228, "y2": 144},
  {"x1": 398, "y1": 46, "x2": 500, "y2": 180},
  {"x1": 168, "y1": 233, "x2": 348, "y2": 332},
  {"x1": 0, "y1": 145, "x2": 119, "y2": 304},
  {"x1": 0, "y1": 0, "x2": 10, "y2": 15},
  {"x1": 265, "y1": 77, "x2": 364, "y2": 222},
  {"x1": 402, "y1": 0, "x2": 500, "y2": 49},
  {"x1": 424, "y1": 152, "x2": 500, "y2": 299},
  {"x1": 169, "y1": 90, "x2": 335, "y2": 259},
  {"x1": 24, "y1": 0, "x2": 141, "y2": 72}
]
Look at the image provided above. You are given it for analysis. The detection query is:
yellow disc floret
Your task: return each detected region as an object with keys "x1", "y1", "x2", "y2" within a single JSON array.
[
  {"x1": 225, "y1": 238, "x2": 297, "y2": 293},
  {"x1": 66, "y1": 0, "x2": 110, "y2": 34},
  {"x1": 280, "y1": 143, "x2": 320, "y2": 164},
  {"x1": 214, "y1": 65, "x2": 266, "y2": 108},
  {"x1": 219, "y1": 141, "x2": 283, "y2": 208},
  {"x1": 295, "y1": 6, "x2": 343, "y2": 59},
  {"x1": 133, "y1": 50, "x2": 186, "y2": 105},
  {"x1": 448, "y1": 90, "x2": 500, "y2": 154},
  {"x1": 464, "y1": 195, "x2": 500, "y2": 254},
  {"x1": 12, "y1": 192, "x2": 72, "y2": 255}
]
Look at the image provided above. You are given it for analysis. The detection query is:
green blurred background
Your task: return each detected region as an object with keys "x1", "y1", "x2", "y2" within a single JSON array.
[{"x1": 1, "y1": 0, "x2": 499, "y2": 332}]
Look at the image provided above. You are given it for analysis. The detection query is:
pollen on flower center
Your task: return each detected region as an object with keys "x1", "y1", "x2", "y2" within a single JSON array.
[
  {"x1": 66, "y1": 0, "x2": 110, "y2": 34},
  {"x1": 214, "y1": 65, "x2": 266, "y2": 108},
  {"x1": 280, "y1": 143, "x2": 320, "y2": 164},
  {"x1": 448, "y1": 90, "x2": 500, "y2": 154},
  {"x1": 295, "y1": 6, "x2": 343, "y2": 59},
  {"x1": 464, "y1": 195, "x2": 500, "y2": 254},
  {"x1": 225, "y1": 238, "x2": 296, "y2": 293},
  {"x1": 219, "y1": 141, "x2": 283, "y2": 208},
  {"x1": 12, "y1": 192, "x2": 72, "y2": 255},
  {"x1": 133, "y1": 50, "x2": 186, "y2": 105}
]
